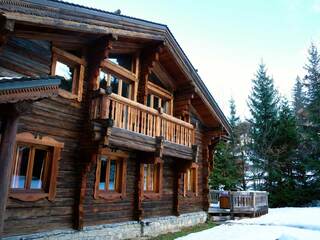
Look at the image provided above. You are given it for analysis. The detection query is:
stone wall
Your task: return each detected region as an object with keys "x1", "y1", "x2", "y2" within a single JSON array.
[{"x1": 3, "y1": 212, "x2": 207, "y2": 240}]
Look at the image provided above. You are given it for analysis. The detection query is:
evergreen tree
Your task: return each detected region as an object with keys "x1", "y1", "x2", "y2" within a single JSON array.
[
  {"x1": 236, "y1": 120, "x2": 251, "y2": 190},
  {"x1": 292, "y1": 76, "x2": 309, "y2": 197},
  {"x1": 303, "y1": 43, "x2": 320, "y2": 199},
  {"x1": 293, "y1": 76, "x2": 305, "y2": 125},
  {"x1": 248, "y1": 63, "x2": 279, "y2": 191},
  {"x1": 271, "y1": 100, "x2": 299, "y2": 206},
  {"x1": 229, "y1": 98, "x2": 240, "y2": 129},
  {"x1": 209, "y1": 142, "x2": 239, "y2": 190},
  {"x1": 209, "y1": 99, "x2": 243, "y2": 190},
  {"x1": 228, "y1": 98, "x2": 248, "y2": 190},
  {"x1": 229, "y1": 97, "x2": 240, "y2": 161}
]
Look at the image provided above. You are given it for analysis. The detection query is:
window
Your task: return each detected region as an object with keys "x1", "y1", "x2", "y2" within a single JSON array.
[
  {"x1": 10, "y1": 132, "x2": 64, "y2": 202},
  {"x1": 51, "y1": 47, "x2": 85, "y2": 101},
  {"x1": 141, "y1": 160, "x2": 163, "y2": 199},
  {"x1": 11, "y1": 145, "x2": 51, "y2": 191},
  {"x1": 183, "y1": 163, "x2": 198, "y2": 197},
  {"x1": 143, "y1": 164, "x2": 156, "y2": 192},
  {"x1": 99, "y1": 70, "x2": 133, "y2": 99},
  {"x1": 94, "y1": 150, "x2": 127, "y2": 200},
  {"x1": 108, "y1": 54, "x2": 133, "y2": 71},
  {"x1": 146, "y1": 81, "x2": 173, "y2": 114},
  {"x1": 56, "y1": 61, "x2": 74, "y2": 92}
]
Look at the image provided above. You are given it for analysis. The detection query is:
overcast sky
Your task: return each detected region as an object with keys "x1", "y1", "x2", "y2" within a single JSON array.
[{"x1": 67, "y1": 0, "x2": 320, "y2": 119}]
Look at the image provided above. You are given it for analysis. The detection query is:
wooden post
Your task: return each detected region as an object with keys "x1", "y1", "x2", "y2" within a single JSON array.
[
  {"x1": 0, "y1": 110, "x2": 19, "y2": 236},
  {"x1": 229, "y1": 191, "x2": 235, "y2": 220},
  {"x1": 0, "y1": 17, "x2": 15, "y2": 52},
  {"x1": 155, "y1": 115, "x2": 161, "y2": 137},
  {"x1": 252, "y1": 192, "x2": 256, "y2": 217},
  {"x1": 173, "y1": 171, "x2": 181, "y2": 216},
  {"x1": 134, "y1": 162, "x2": 144, "y2": 221}
]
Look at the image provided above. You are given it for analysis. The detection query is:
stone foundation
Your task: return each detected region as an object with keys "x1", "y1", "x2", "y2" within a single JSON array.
[{"x1": 4, "y1": 211, "x2": 207, "y2": 240}]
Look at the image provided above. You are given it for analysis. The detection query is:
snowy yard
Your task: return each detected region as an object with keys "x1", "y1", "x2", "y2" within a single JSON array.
[{"x1": 177, "y1": 208, "x2": 320, "y2": 240}]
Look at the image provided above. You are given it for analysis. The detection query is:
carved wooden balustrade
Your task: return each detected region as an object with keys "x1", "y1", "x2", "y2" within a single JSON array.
[{"x1": 91, "y1": 92, "x2": 195, "y2": 147}]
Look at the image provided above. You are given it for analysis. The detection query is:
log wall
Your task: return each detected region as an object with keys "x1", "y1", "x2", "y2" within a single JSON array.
[
  {"x1": 2, "y1": 36, "x2": 85, "y2": 237},
  {"x1": 179, "y1": 124, "x2": 205, "y2": 214},
  {"x1": 1, "y1": 36, "x2": 209, "y2": 237},
  {"x1": 83, "y1": 153, "x2": 136, "y2": 226}
]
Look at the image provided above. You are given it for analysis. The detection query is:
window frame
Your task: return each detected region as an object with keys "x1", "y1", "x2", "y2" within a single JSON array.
[
  {"x1": 94, "y1": 149, "x2": 128, "y2": 201},
  {"x1": 11, "y1": 144, "x2": 51, "y2": 191},
  {"x1": 140, "y1": 158, "x2": 163, "y2": 200},
  {"x1": 51, "y1": 46, "x2": 85, "y2": 102},
  {"x1": 183, "y1": 163, "x2": 198, "y2": 197},
  {"x1": 98, "y1": 69, "x2": 134, "y2": 100},
  {"x1": 146, "y1": 81, "x2": 173, "y2": 115},
  {"x1": 96, "y1": 59, "x2": 138, "y2": 100},
  {"x1": 9, "y1": 132, "x2": 64, "y2": 202}
]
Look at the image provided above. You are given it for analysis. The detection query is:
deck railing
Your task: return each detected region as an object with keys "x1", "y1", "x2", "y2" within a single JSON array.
[
  {"x1": 209, "y1": 190, "x2": 269, "y2": 214},
  {"x1": 91, "y1": 92, "x2": 195, "y2": 147}
]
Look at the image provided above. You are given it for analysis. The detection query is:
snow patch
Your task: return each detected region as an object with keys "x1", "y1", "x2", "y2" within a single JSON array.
[{"x1": 177, "y1": 208, "x2": 320, "y2": 240}]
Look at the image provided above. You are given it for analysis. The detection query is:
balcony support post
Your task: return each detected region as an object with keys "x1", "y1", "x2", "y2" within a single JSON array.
[
  {"x1": 77, "y1": 34, "x2": 116, "y2": 230},
  {"x1": 155, "y1": 136, "x2": 164, "y2": 161},
  {"x1": 0, "y1": 102, "x2": 31, "y2": 236},
  {"x1": 0, "y1": 16, "x2": 14, "y2": 52}
]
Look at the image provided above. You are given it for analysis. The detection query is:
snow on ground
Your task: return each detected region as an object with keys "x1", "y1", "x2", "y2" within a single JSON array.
[{"x1": 177, "y1": 208, "x2": 320, "y2": 240}]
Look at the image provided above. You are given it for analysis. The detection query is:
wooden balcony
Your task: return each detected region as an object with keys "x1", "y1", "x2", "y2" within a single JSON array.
[{"x1": 91, "y1": 91, "x2": 195, "y2": 157}]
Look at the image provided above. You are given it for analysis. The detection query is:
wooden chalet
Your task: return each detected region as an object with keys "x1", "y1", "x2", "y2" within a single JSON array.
[{"x1": 0, "y1": 0, "x2": 231, "y2": 239}]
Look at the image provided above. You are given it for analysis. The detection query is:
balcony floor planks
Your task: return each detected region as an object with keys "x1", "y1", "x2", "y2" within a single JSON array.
[{"x1": 109, "y1": 127, "x2": 193, "y2": 160}]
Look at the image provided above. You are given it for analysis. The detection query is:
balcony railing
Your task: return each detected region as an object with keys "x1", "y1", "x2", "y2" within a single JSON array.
[{"x1": 91, "y1": 92, "x2": 195, "y2": 147}]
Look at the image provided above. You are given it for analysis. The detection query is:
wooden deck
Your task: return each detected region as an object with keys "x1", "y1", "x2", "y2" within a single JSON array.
[{"x1": 208, "y1": 190, "x2": 269, "y2": 221}]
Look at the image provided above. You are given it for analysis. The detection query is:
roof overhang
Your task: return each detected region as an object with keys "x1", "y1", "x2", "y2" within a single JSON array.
[
  {"x1": 0, "y1": 76, "x2": 62, "y2": 104},
  {"x1": 0, "y1": 0, "x2": 231, "y2": 134}
]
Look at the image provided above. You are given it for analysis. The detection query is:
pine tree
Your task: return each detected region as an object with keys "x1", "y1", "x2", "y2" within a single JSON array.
[
  {"x1": 292, "y1": 76, "x2": 309, "y2": 197},
  {"x1": 209, "y1": 99, "x2": 243, "y2": 190},
  {"x1": 293, "y1": 76, "x2": 305, "y2": 126},
  {"x1": 303, "y1": 43, "x2": 320, "y2": 199},
  {"x1": 236, "y1": 120, "x2": 251, "y2": 190},
  {"x1": 228, "y1": 98, "x2": 247, "y2": 190},
  {"x1": 248, "y1": 63, "x2": 279, "y2": 191},
  {"x1": 271, "y1": 99, "x2": 299, "y2": 206},
  {"x1": 229, "y1": 98, "x2": 240, "y2": 129},
  {"x1": 209, "y1": 142, "x2": 239, "y2": 190},
  {"x1": 229, "y1": 97, "x2": 240, "y2": 160}
]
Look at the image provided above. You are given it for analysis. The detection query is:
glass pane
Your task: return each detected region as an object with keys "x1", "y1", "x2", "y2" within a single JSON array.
[
  {"x1": 143, "y1": 164, "x2": 148, "y2": 191},
  {"x1": 30, "y1": 149, "x2": 47, "y2": 189},
  {"x1": 109, "y1": 58, "x2": 119, "y2": 65},
  {"x1": 162, "y1": 100, "x2": 168, "y2": 113},
  {"x1": 109, "y1": 160, "x2": 117, "y2": 191},
  {"x1": 153, "y1": 97, "x2": 159, "y2": 110},
  {"x1": 109, "y1": 54, "x2": 133, "y2": 71},
  {"x1": 149, "y1": 164, "x2": 154, "y2": 191},
  {"x1": 148, "y1": 72, "x2": 166, "y2": 89},
  {"x1": 56, "y1": 61, "x2": 74, "y2": 92},
  {"x1": 99, "y1": 71, "x2": 108, "y2": 89},
  {"x1": 122, "y1": 81, "x2": 130, "y2": 98},
  {"x1": 11, "y1": 145, "x2": 30, "y2": 189},
  {"x1": 110, "y1": 76, "x2": 119, "y2": 94},
  {"x1": 99, "y1": 157, "x2": 107, "y2": 190},
  {"x1": 187, "y1": 169, "x2": 191, "y2": 191},
  {"x1": 147, "y1": 94, "x2": 151, "y2": 107}
]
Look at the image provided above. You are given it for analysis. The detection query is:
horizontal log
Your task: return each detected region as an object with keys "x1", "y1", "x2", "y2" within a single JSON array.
[
  {"x1": 4, "y1": 12, "x2": 165, "y2": 41},
  {"x1": 101, "y1": 60, "x2": 137, "y2": 83},
  {"x1": 109, "y1": 127, "x2": 193, "y2": 160}
]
